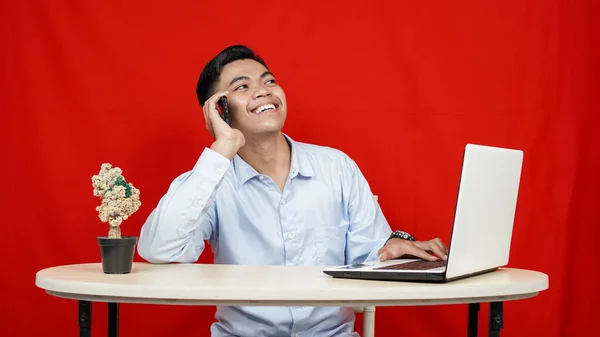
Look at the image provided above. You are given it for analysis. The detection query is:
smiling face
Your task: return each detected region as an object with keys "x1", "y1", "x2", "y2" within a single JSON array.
[{"x1": 214, "y1": 59, "x2": 287, "y2": 136}]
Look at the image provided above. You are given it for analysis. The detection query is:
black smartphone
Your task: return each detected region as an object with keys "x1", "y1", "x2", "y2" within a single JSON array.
[{"x1": 216, "y1": 96, "x2": 231, "y2": 126}]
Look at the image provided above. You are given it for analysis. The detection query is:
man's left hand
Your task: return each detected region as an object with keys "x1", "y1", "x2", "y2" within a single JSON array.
[{"x1": 378, "y1": 238, "x2": 448, "y2": 262}]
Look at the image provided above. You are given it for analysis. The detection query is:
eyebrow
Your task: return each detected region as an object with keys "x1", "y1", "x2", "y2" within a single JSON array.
[{"x1": 228, "y1": 71, "x2": 275, "y2": 87}]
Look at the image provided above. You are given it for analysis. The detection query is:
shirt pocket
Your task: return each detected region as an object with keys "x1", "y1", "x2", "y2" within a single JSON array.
[{"x1": 314, "y1": 225, "x2": 347, "y2": 265}]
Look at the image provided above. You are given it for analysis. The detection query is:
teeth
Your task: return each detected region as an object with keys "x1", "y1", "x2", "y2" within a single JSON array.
[{"x1": 255, "y1": 104, "x2": 276, "y2": 113}]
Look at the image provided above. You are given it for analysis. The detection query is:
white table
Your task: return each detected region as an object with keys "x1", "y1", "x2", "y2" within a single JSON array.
[{"x1": 35, "y1": 263, "x2": 548, "y2": 337}]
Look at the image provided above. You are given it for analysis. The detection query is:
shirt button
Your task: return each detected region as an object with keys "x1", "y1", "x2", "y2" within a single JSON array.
[
  {"x1": 281, "y1": 200, "x2": 286, "y2": 205},
  {"x1": 259, "y1": 176, "x2": 264, "y2": 180},
  {"x1": 287, "y1": 233, "x2": 295, "y2": 239},
  {"x1": 216, "y1": 168, "x2": 222, "y2": 174},
  {"x1": 197, "y1": 199, "x2": 205, "y2": 206}
]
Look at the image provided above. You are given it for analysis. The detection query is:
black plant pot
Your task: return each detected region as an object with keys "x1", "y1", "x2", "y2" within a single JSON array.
[{"x1": 98, "y1": 236, "x2": 138, "y2": 274}]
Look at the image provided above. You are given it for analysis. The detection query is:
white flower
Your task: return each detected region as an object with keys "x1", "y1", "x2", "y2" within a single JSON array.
[{"x1": 92, "y1": 163, "x2": 141, "y2": 233}]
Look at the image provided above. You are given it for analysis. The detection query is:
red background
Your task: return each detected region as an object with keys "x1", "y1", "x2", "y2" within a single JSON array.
[{"x1": 2, "y1": 1, "x2": 598, "y2": 336}]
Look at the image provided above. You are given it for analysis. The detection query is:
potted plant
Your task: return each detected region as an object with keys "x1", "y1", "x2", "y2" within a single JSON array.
[{"x1": 92, "y1": 163, "x2": 142, "y2": 274}]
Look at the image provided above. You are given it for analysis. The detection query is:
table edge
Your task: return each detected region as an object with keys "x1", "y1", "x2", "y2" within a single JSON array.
[{"x1": 46, "y1": 290, "x2": 541, "y2": 306}]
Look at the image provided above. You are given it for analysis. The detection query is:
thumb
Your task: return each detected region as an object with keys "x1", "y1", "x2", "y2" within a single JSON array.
[{"x1": 378, "y1": 247, "x2": 393, "y2": 262}]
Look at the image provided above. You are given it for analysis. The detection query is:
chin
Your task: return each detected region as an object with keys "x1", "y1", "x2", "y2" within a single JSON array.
[
  {"x1": 242, "y1": 125, "x2": 284, "y2": 137},
  {"x1": 242, "y1": 119, "x2": 286, "y2": 135},
  {"x1": 258, "y1": 127, "x2": 284, "y2": 135}
]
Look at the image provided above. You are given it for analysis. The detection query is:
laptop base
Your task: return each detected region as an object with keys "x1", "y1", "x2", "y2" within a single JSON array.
[{"x1": 323, "y1": 267, "x2": 499, "y2": 283}]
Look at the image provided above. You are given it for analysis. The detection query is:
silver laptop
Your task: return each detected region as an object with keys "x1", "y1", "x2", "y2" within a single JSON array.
[{"x1": 323, "y1": 144, "x2": 524, "y2": 283}]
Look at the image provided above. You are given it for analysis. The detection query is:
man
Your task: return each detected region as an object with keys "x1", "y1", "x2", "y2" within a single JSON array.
[{"x1": 138, "y1": 45, "x2": 448, "y2": 337}]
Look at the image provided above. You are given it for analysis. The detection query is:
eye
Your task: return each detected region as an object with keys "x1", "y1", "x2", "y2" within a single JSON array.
[
  {"x1": 265, "y1": 79, "x2": 277, "y2": 85},
  {"x1": 234, "y1": 84, "x2": 248, "y2": 91}
]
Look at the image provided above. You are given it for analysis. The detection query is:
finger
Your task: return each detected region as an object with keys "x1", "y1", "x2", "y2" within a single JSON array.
[
  {"x1": 407, "y1": 244, "x2": 439, "y2": 261},
  {"x1": 205, "y1": 91, "x2": 229, "y2": 121},
  {"x1": 433, "y1": 238, "x2": 449, "y2": 255},
  {"x1": 203, "y1": 91, "x2": 229, "y2": 137},
  {"x1": 417, "y1": 241, "x2": 446, "y2": 260},
  {"x1": 428, "y1": 241, "x2": 448, "y2": 260}
]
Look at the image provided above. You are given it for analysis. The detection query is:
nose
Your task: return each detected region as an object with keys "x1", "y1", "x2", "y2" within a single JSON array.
[{"x1": 252, "y1": 85, "x2": 271, "y2": 99}]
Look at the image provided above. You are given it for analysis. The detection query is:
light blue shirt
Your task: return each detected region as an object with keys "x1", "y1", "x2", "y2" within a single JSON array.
[{"x1": 138, "y1": 135, "x2": 392, "y2": 337}]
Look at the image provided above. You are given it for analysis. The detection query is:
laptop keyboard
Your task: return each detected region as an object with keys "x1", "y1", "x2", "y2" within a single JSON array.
[{"x1": 374, "y1": 260, "x2": 447, "y2": 271}]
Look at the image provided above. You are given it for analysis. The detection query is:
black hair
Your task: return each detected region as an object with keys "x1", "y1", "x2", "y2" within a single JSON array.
[{"x1": 196, "y1": 45, "x2": 268, "y2": 107}]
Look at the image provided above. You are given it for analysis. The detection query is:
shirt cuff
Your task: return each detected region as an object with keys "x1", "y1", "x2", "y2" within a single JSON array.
[{"x1": 192, "y1": 147, "x2": 232, "y2": 182}]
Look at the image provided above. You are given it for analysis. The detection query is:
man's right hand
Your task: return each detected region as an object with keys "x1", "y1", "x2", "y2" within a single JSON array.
[{"x1": 203, "y1": 91, "x2": 245, "y2": 160}]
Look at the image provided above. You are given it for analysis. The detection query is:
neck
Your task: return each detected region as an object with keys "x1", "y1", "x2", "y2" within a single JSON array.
[{"x1": 237, "y1": 132, "x2": 291, "y2": 176}]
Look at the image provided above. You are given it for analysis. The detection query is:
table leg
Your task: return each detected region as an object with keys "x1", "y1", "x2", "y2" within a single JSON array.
[
  {"x1": 79, "y1": 301, "x2": 91, "y2": 337},
  {"x1": 468, "y1": 303, "x2": 480, "y2": 337},
  {"x1": 488, "y1": 302, "x2": 503, "y2": 337},
  {"x1": 108, "y1": 303, "x2": 119, "y2": 337}
]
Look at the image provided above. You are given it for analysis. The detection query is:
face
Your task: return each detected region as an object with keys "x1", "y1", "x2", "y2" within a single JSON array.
[{"x1": 214, "y1": 59, "x2": 287, "y2": 136}]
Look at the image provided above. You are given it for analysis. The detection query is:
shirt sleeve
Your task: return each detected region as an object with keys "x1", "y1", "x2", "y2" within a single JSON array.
[
  {"x1": 137, "y1": 147, "x2": 231, "y2": 263},
  {"x1": 344, "y1": 158, "x2": 392, "y2": 265}
]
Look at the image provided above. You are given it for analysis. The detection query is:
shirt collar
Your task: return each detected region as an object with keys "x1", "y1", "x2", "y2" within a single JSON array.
[{"x1": 232, "y1": 134, "x2": 315, "y2": 187}]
